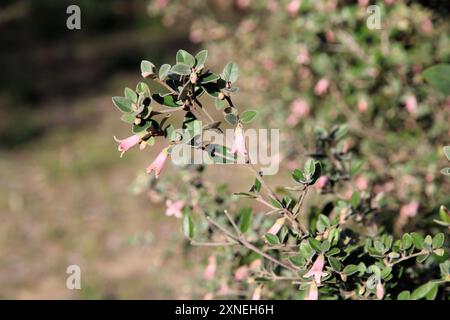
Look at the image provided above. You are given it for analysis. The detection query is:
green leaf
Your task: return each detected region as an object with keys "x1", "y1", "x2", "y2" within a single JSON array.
[
  {"x1": 183, "y1": 214, "x2": 195, "y2": 238},
  {"x1": 176, "y1": 49, "x2": 195, "y2": 67},
  {"x1": 224, "y1": 113, "x2": 238, "y2": 125},
  {"x1": 443, "y1": 146, "x2": 450, "y2": 161},
  {"x1": 152, "y1": 94, "x2": 180, "y2": 108},
  {"x1": 112, "y1": 96, "x2": 133, "y2": 113},
  {"x1": 221, "y1": 62, "x2": 239, "y2": 83},
  {"x1": 289, "y1": 256, "x2": 303, "y2": 267},
  {"x1": 439, "y1": 205, "x2": 450, "y2": 223},
  {"x1": 328, "y1": 256, "x2": 342, "y2": 271},
  {"x1": 321, "y1": 240, "x2": 331, "y2": 252},
  {"x1": 423, "y1": 64, "x2": 450, "y2": 95},
  {"x1": 265, "y1": 233, "x2": 280, "y2": 245},
  {"x1": 195, "y1": 50, "x2": 208, "y2": 69},
  {"x1": 158, "y1": 64, "x2": 171, "y2": 80},
  {"x1": 124, "y1": 88, "x2": 137, "y2": 102},
  {"x1": 432, "y1": 233, "x2": 445, "y2": 249},
  {"x1": 171, "y1": 63, "x2": 191, "y2": 76},
  {"x1": 442, "y1": 168, "x2": 450, "y2": 176},
  {"x1": 308, "y1": 238, "x2": 322, "y2": 253},
  {"x1": 410, "y1": 282, "x2": 437, "y2": 300},
  {"x1": 136, "y1": 82, "x2": 150, "y2": 95},
  {"x1": 343, "y1": 264, "x2": 359, "y2": 276},
  {"x1": 120, "y1": 113, "x2": 135, "y2": 124},
  {"x1": 401, "y1": 233, "x2": 413, "y2": 250},
  {"x1": 141, "y1": 60, "x2": 156, "y2": 78},
  {"x1": 292, "y1": 169, "x2": 306, "y2": 183},
  {"x1": 239, "y1": 208, "x2": 252, "y2": 233},
  {"x1": 350, "y1": 192, "x2": 361, "y2": 208},
  {"x1": 349, "y1": 160, "x2": 365, "y2": 176},
  {"x1": 304, "y1": 159, "x2": 316, "y2": 178},
  {"x1": 397, "y1": 291, "x2": 410, "y2": 300},
  {"x1": 240, "y1": 110, "x2": 257, "y2": 123},
  {"x1": 200, "y1": 72, "x2": 220, "y2": 84},
  {"x1": 411, "y1": 232, "x2": 424, "y2": 249}
]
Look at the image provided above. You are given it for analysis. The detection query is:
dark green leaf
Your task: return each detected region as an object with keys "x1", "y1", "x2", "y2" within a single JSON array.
[
  {"x1": 265, "y1": 233, "x2": 280, "y2": 245},
  {"x1": 423, "y1": 64, "x2": 450, "y2": 95}
]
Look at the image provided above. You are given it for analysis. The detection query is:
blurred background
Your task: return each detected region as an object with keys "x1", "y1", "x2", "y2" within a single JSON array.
[{"x1": 0, "y1": 0, "x2": 448, "y2": 299}]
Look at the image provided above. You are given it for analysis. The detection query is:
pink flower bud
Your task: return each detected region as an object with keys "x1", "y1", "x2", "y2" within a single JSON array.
[
  {"x1": 355, "y1": 175, "x2": 369, "y2": 191},
  {"x1": 267, "y1": 217, "x2": 286, "y2": 236},
  {"x1": 314, "y1": 78, "x2": 329, "y2": 96},
  {"x1": 400, "y1": 201, "x2": 419, "y2": 218},
  {"x1": 422, "y1": 18, "x2": 433, "y2": 33},
  {"x1": 358, "y1": 0, "x2": 369, "y2": 6},
  {"x1": 296, "y1": 48, "x2": 310, "y2": 65},
  {"x1": 405, "y1": 95, "x2": 418, "y2": 114},
  {"x1": 358, "y1": 98, "x2": 368, "y2": 113},
  {"x1": 146, "y1": 148, "x2": 169, "y2": 178},
  {"x1": 114, "y1": 134, "x2": 140, "y2": 158},
  {"x1": 165, "y1": 200, "x2": 184, "y2": 219},
  {"x1": 315, "y1": 176, "x2": 329, "y2": 190},
  {"x1": 204, "y1": 256, "x2": 217, "y2": 280},
  {"x1": 376, "y1": 281, "x2": 384, "y2": 300},
  {"x1": 286, "y1": 0, "x2": 301, "y2": 15},
  {"x1": 234, "y1": 265, "x2": 249, "y2": 281}
]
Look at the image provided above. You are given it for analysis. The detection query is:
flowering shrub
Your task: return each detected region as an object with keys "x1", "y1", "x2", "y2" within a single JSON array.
[{"x1": 111, "y1": 49, "x2": 448, "y2": 300}]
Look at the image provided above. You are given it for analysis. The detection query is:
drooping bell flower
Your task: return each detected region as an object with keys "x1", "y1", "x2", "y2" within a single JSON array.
[
  {"x1": 165, "y1": 200, "x2": 184, "y2": 219},
  {"x1": 314, "y1": 78, "x2": 329, "y2": 96},
  {"x1": 146, "y1": 148, "x2": 169, "y2": 178},
  {"x1": 267, "y1": 217, "x2": 286, "y2": 236},
  {"x1": 231, "y1": 124, "x2": 247, "y2": 157},
  {"x1": 114, "y1": 134, "x2": 140, "y2": 158},
  {"x1": 234, "y1": 265, "x2": 249, "y2": 281},
  {"x1": 204, "y1": 256, "x2": 217, "y2": 280},
  {"x1": 304, "y1": 254, "x2": 326, "y2": 285},
  {"x1": 305, "y1": 281, "x2": 318, "y2": 300}
]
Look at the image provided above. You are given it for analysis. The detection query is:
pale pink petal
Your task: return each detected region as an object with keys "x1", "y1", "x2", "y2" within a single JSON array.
[
  {"x1": 231, "y1": 125, "x2": 247, "y2": 157},
  {"x1": 204, "y1": 256, "x2": 216, "y2": 280},
  {"x1": 314, "y1": 78, "x2": 329, "y2": 96},
  {"x1": 234, "y1": 266, "x2": 249, "y2": 281}
]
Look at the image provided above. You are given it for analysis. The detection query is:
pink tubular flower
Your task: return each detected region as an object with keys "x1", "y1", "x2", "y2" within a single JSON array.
[
  {"x1": 296, "y1": 48, "x2": 310, "y2": 65},
  {"x1": 355, "y1": 175, "x2": 369, "y2": 191},
  {"x1": 231, "y1": 124, "x2": 247, "y2": 157},
  {"x1": 358, "y1": 98, "x2": 368, "y2": 113},
  {"x1": 376, "y1": 281, "x2": 384, "y2": 300},
  {"x1": 286, "y1": 0, "x2": 301, "y2": 15},
  {"x1": 400, "y1": 201, "x2": 419, "y2": 219},
  {"x1": 234, "y1": 265, "x2": 249, "y2": 281},
  {"x1": 304, "y1": 254, "x2": 326, "y2": 285},
  {"x1": 305, "y1": 281, "x2": 318, "y2": 300},
  {"x1": 315, "y1": 176, "x2": 329, "y2": 190},
  {"x1": 114, "y1": 134, "x2": 140, "y2": 158},
  {"x1": 146, "y1": 148, "x2": 169, "y2": 178},
  {"x1": 165, "y1": 200, "x2": 184, "y2": 219},
  {"x1": 405, "y1": 95, "x2": 418, "y2": 114},
  {"x1": 314, "y1": 78, "x2": 329, "y2": 96},
  {"x1": 204, "y1": 256, "x2": 217, "y2": 280},
  {"x1": 267, "y1": 217, "x2": 285, "y2": 236},
  {"x1": 287, "y1": 98, "x2": 310, "y2": 126}
]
